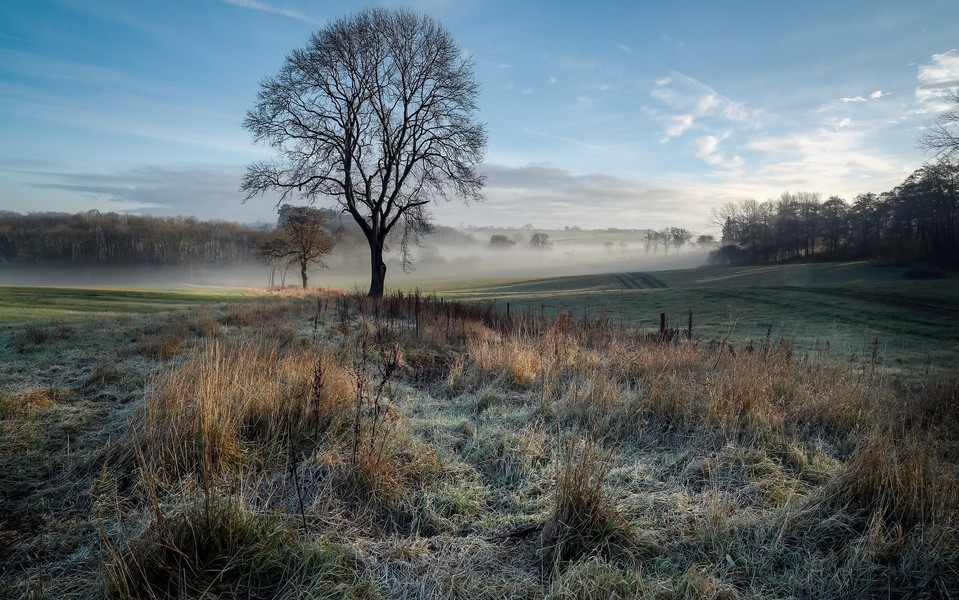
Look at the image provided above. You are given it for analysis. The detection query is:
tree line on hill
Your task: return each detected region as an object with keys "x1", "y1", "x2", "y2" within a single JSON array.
[
  {"x1": 0, "y1": 211, "x2": 266, "y2": 267},
  {"x1": 0, "y1": 206, "x2": 472, "y2": 273},
  {"x1": 711, "y1": 160, "x2": 959, "y2": 267}
]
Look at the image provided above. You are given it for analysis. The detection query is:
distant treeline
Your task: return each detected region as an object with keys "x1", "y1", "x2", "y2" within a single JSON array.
[
  {"x1": 0, "y1": 207, "x2": 475, "y2": 269},
  {"x1": 713, "y1": 161, "x2": 959, "y2": 267},
  {"x1": 0, "y1": 211, "x2": 271, "y2": 267}
]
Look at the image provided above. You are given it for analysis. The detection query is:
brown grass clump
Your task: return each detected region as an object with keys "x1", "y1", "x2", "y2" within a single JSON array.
[
  {"x1": 125, "y1": 339, "x2": 354, "y2": 481},
  {"x1": 0, "y1": 387, "x2": 73, "y2": 417},
  {"x1": 102, "y1": 498, "x2": 371, "y2": 599},
  {"x1": 540, "y1": 432, "x2": 633, "y2": 571},
  {"x1": 842, "y1": 424, "x2": 959, "y2": 530}
]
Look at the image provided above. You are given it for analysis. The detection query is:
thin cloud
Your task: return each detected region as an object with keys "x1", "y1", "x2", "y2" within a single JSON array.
[
  {"x1": 614, "y1": 42, "x2": 634, "y2": 54},
  {"x1": 694, "y1": 135, "x2": 743, "y2": 170},
  {"x1": 220, "y1": 0, "x2": 320, "y2": 24},
  {"x1": 838, "y1": 90, "x2": 887, "y2": 103},
  {"x1": 915, "y1": 49, "x2": 959, "y2": 109},
  {"x1": 650, "y1": 72, "x2": 758, "y2": 140}
]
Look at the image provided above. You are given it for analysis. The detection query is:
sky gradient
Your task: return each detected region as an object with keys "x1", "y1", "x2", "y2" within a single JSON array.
[{"x1": 2, "y1": 0, "x2": 958, "y2": 232}]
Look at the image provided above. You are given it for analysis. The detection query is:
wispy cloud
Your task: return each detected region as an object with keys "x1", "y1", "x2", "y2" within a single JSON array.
[
  {"x1": 694, "y1": 135, "x2": 743, "y2": 170},
  {"x1": 650, "y1": 72, "x2": 758, "y2": 140},
  {"x1": 915, "y1": 49, "x2": 959, "y2": 110},
  {"x1": 614, "y1": 42, "x2": 633, "y2": 54},
  {"x1": 220, "y1": 0, "x2": 320, "y2": 24},
  {"x1": 838, "y1": 90, "x2": 888, "y2": 103}
]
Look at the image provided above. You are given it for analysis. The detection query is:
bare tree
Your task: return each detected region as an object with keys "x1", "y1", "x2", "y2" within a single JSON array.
[
  {"x1": 919, "y1": 89, "x2": 959, "y2": 160},
  {"x1": 242, "y1": 8, "x2": 486, "y2": 297},
  {"x1": 255, "y1": 229, "x2": 290, "y2": 288},
  {"x1": 257, "y1": 206, "x2": 334, "y2": 289}
]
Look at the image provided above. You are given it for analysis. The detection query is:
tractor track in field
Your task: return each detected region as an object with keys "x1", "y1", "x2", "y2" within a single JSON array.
[
  {"x1": 612, "y1": 272, "x2": 668, "y2": 289},
  {"x1": 769, "y1": 286, "x2": 959, "y2": 318}
]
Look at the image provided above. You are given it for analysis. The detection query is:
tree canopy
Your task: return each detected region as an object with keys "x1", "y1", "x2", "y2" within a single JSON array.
[{"x1": 242, "y1": 8, "x2": 486, "y2": 297}]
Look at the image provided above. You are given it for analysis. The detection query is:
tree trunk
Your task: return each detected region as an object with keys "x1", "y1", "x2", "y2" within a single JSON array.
[
  {"x1": 368, "y1": 238, "x2": 387, "y2": 298},
  {"x1": 300, "y1": 260, "x2": 308, "y2": 289}
]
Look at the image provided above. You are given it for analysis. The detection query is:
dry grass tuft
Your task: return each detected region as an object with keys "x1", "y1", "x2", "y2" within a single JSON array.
[
  {"x1": 842, "y1": 424, "x2": 959, "y2": 530},
  {"x1": 102, "y1": 498, "x2": 370, "y2": 599},
  {"x1": 1, "y1": 386, "x2": 73, "y2": 417},
  {"x1": 540, "y1": 432, "x2": 633, "y2": 572},
  {"x1": 123, "y1": 339, "x2": 355, "y2": 481}
]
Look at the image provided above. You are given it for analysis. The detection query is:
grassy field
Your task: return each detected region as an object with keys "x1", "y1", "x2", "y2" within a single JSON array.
[
  {"x1": 1, "y1": 272, "x2": 957, "y2": 598},
  {"x1": 0, "y1": 286, "x2": 257, "y2": 325},
  {"x1": 418, "y1": 262, "x2": 959, "y2": 370}
]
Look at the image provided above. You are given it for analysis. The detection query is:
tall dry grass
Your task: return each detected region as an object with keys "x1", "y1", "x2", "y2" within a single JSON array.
[{"x1": 123, "y1": 339, "x2": 355, "y2": 482}]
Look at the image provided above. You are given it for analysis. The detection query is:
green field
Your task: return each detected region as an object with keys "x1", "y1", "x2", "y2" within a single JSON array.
[
  {"x1": 3, "y1": 261, "x2": 957, "y2": 370},
  {"x1": 0, "y1": 286, "x2": 256, "y2": 325},
  {"x1": 416, "y1": 262, "x2": 959, "y2": 369}
]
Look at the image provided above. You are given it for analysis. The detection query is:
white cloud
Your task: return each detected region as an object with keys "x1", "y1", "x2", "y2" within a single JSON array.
[
  {"x1": 522, "y1": 87, "x2": 533, "y2": 95},
  {"x1": 614, "y1": 42, "x2": 634, "y2": 54},
  {"x1": 694, "y1": 135, "x2": 744, "y2": 170},
  {"x1": 838, "y1": 90, "x2": 888, "y2": 103},
  {"x1": 741, "y1": 127, "x2": 904, "y2": 198},
  {"x1": 650, "y1": 72, "x2": 758, "y2": 139},
  {"x1": 915, "y1": 49, "x2": 959, "y2": 109},
  {"x1": 664, "y1": 114, "x2": 694, "y2": 138},
  {"x1": 548, "y1": 76, "x2": 557, "y2": 85}
]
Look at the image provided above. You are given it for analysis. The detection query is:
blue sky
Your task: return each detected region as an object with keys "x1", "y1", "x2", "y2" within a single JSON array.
[{"x1": 2, "y1": 0, "x2": 958, "y2": 231}]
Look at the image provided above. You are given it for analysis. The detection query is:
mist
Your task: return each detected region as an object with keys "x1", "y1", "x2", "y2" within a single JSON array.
[{"x1": 0, "y1": 226, "x2": 712, "y2": 291}]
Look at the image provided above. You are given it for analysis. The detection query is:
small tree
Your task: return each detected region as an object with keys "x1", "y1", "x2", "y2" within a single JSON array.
[
  {"x1": 488, "y1": 234, "x2": 516, "y2": 249},
  {"x1": 257, "y1": 206, "x2": 334, "y2": 289},
  {"x1": 528, "y1": 232, "x2": 552, "y2": 249}
]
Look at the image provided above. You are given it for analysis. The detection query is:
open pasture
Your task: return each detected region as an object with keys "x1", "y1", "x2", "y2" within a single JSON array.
[{"x1": 423, "y1": 262, "x2": 959, "y2": 369}]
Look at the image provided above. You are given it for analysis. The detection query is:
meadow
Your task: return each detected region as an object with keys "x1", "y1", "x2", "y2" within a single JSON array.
[
  {"x1": 420, "y1": 261, "x2": 959, "y2": 370},
  {"x1": 0, "y1": 264, "x2": 957, "y2": 598}
]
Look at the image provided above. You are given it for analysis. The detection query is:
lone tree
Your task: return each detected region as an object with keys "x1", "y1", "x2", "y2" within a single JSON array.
[
  {"x1": 242, "y1": 8, "x2": 486, "y2": 297},
  {"x1": 256, "y1": 205, "x2": 334, "y2": 289}
]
